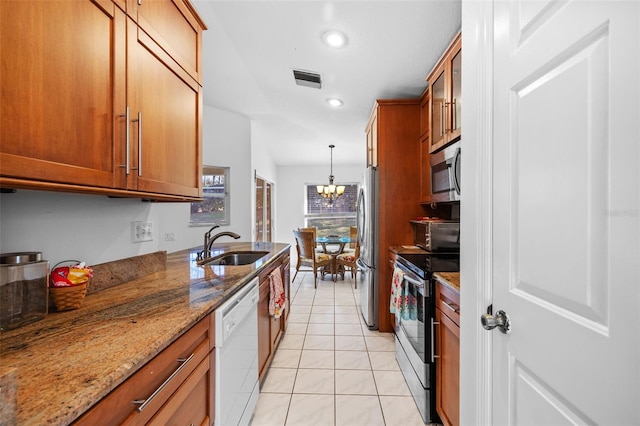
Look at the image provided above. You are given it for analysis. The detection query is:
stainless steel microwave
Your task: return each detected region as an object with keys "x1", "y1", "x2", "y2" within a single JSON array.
[
  {"x1": 430, "y1": 140, "x2": 461, "y2": 202},
  {"x1": 411, "y1": 219, "x2": 460, "y2": 252}
]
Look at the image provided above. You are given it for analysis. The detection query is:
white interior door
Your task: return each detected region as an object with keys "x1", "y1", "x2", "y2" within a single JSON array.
[{"x1": 489, "y1": 1, "x2": 639, "y2": 424}]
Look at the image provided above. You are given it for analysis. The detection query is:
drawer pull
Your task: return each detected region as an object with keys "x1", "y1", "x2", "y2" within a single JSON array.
[
  {"x1": 132, "y1": 353, "x2": 195, "y2": 412},
  {"x1": 442, "y1": 300, "x2": 459, "y2": 313}
]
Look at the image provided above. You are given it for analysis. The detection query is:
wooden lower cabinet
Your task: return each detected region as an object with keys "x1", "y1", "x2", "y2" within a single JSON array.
[
  {"x1": 72, "y1": 251, "x2": 291, "y2": 424},
  {"x1": 149, "y1": 353, "x2": 213, "y2": 425},
  {"x1": 257, "y1": 253, "x2": 290, "y2": 383},
  {"x1": 435, "y1": 282, "x2": 460, "y2": 426},
  {"x1": 74, "y1": 315, "x2": 214, "y2": 425}
]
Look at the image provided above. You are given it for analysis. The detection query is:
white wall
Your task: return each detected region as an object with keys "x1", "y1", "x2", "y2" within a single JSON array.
[
  {"x1": 0, "y1": 106, "x2": 253, "y2": 267},
  {"x1": 249, "y1": 120, "x2": 278, "y2": 241},
  {"x1": 275, "y1": 163, "x2": 365, "y2": 264}
]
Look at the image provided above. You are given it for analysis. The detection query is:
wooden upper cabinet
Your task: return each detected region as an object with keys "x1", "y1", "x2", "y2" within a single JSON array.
[
  {"x1": 0, "y1": 0, "x2": 126, "y2": 189},
  {"x1": 420, "y1": 88, "x2": 431, "y2": 139},
  {"x1": 427, "y1": 32, "x2": 461, "y2": 153},
  {"x1": 365, "y1": 108, "x2": 379, "y2": 167},
  {"x1": 126, "y1": 16, "x2": 202, "y2": 198},
  {"x1": 0, "y1": 0, "x2": 206, "y2": 200},
  {"x1": 127, "y1": 0, "x2": 205, "y2": 84},
  {"x1": 420, "y1": 88, "x2": 432, "y2": 203}
]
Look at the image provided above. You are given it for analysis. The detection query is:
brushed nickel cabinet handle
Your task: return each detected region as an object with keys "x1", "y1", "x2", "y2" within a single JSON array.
[
  {"x1": 132, "y1": 353, "x2": 195, "y2": 412},
  {"x1": 137, "y1": 112, "x2": 142, "y2": 177},
  {"x1": 452, "y1": 98, "x2": 457, "y2": 130},
  {"x1": 442, "y1": 300, "x2": 459, "y2": 313},
  {"x1": 118, "y1": 107, "x2": 130, "y2": 175},
  {"x1": 130, "y1": 112, "x2": 142, "y2": 176}
]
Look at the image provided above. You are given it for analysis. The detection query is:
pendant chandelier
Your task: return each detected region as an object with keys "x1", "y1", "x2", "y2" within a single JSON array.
[{"x1": 317, "y1": 144, "x2": 345, "y2": 204}]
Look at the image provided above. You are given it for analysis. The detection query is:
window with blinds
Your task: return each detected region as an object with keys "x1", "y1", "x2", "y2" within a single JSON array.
[{"x1": 304, "y1": 183, "x2": 358, "y2": 237}]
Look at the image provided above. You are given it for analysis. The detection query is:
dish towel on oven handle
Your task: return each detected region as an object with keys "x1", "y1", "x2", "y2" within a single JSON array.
[
  {"x1": 390, "y1": 266, "x2": 417, "y2": 321},
  {"x1": 269, "y1": 266, "x2": 285, "y2": 318}
]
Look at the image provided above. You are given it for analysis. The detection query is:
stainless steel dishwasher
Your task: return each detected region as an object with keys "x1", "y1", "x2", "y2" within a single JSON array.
[{"x1": 215, "y1": 277, "x2": 259, "y2": 426}]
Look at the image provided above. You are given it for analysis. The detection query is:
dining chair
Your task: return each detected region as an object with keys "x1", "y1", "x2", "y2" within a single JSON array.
[
  {"x1": 336, "y1": 238, "x2": 360, "y2": 288},
  {"x1": 292, "y1": 230, "x2": 333, "y2": 288},
  {"x1": 298, "y1": 227, "x2": 323, "y2": 253},
  {"x1": 341, "y1": 226, "x2": 358, "y2": 255}
]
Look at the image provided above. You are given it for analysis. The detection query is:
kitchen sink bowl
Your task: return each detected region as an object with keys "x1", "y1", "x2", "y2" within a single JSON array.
[{"x1": 200, "y1": 251, "x2": 269, "y2": 266}]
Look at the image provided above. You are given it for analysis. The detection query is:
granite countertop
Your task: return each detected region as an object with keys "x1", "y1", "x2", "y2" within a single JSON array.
[
  {"x1": 388, "y1": 245, "x2": 427, "y2": 255},
  {"x1": 433, "y1": 272, "x2": 460, "y2": 292},
  {"x1": 0, "y1": 241, "x2": 289, "y2": 425}
]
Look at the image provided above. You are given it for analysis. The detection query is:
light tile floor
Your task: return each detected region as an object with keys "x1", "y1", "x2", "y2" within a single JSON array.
[{"x1": 251, "y1": 271, "x2": 426, "y2": 426}]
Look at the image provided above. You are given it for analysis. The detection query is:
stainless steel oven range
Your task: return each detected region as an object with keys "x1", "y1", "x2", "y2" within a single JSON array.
[{"x1": 394, "y1": 251, "x2": 459, "y2": 424}]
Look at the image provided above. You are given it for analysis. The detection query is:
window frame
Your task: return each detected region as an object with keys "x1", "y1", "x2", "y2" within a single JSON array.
[
  {"x1": 189, "y1": 165, "x2": 231, "y2": 227},
  {"x1": 303, "y1": 182, "x2": 358, "y2": 238}
]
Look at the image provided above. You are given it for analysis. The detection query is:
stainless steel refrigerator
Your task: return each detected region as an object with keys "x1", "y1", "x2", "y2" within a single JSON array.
[{"x1": 356, "y1": 167, "x2": 378, "y2": 329}]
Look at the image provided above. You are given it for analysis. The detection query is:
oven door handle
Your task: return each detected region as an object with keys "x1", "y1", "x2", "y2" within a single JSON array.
[
  {"x1": 395, "y1": 263, "x2": 424, "y2": 288},
  {"x1": 399, "y1": 270, "x2": 425, "y2": 288}
]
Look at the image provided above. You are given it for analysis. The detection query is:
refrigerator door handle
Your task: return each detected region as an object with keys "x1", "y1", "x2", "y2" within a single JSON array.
[{"x1": 356, "y1": 258, "x2": 371, "y2": 271}]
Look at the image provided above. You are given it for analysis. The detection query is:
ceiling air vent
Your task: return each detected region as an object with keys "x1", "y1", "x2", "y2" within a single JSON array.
[{"x1": 293, "y1": 69, "x2": 322, "y2": 89}]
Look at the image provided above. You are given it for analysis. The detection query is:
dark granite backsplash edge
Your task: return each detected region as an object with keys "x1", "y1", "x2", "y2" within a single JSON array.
[{"x1": 87, "y1": 251, "x2": 167, "y2": 295}]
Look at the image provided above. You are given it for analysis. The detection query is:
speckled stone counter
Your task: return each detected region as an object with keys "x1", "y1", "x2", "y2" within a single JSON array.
[
  {"x1": 388, "y1": 245, "x2": 428, "y2": 255},
  {"x1": 0, "y1": 241, "x2": 289, "y2": 425},
  {"x1": 433, "y1": 272, "x2": 460, "y2": 292}
]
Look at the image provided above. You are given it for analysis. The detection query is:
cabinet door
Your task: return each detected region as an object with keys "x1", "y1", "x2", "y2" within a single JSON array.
[
  {"x1": 0, "y1": 0, "x2": 126, "y2": 188},
  {"x1": 366, "y1": 110, "x2": 378, "y2": 167},
  {"x1": 149, "y1": 354, "x2": 213, "y2": 426},
  {"x1": 127, "y1": 20, "x2": 202, "y2": 198},
  {"x1": 420, "y1": 89, "x2": 430, "y2": 138},
  {"x1": 257, "y1": 279, "x2": 272, "y2": 382},
  {"x1": 436, "y1": 308, "x2": 460, "y2": 426},
  {"x1": 283, "y1": 258, "x2": 291, "y2": 323},
  {"x1": 420, "y1": 136, "x2": 432, "y2": 203},
  {"x1": 447, "y1": 42, "x2": 462, "y2": 142},
  {"x1": 429, "y1": 66, "x2": 447, "y2": 153},
  {"x1": 128, "y1": 0, "x2": 203, "y2": 83}
]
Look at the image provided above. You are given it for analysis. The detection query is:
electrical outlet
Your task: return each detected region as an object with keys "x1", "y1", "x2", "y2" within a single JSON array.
[
  {"x1": 132, "y1": 221, "x2": 153, "y2": 243},
  {"x1": 164, "y1": 232, "x2": 176, "y2": 241}
]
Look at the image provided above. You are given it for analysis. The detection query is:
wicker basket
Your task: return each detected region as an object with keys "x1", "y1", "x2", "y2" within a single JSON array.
[
  {"x1": 49, "y1": 260, "x2": 91, "y2": 311},
  {"x1": 49, "y1": 282, "x2": 88, "y2": 311}
]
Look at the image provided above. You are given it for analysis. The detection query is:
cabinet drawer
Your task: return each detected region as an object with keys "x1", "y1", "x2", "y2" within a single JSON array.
[
  {"x1": 148, "y1": 353, "x2": 213, "y2": 426},
  {"x1": 75, "y1": 317, "x2": 210, "y2": 425},
  {"x1": 436, "y1": 281, "x2": 460, "y2": 326}
]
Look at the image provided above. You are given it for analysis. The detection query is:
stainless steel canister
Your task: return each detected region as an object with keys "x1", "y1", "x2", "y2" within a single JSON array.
[{"x1": 0, "y1": 252, "x2": 49, "y2": 330}]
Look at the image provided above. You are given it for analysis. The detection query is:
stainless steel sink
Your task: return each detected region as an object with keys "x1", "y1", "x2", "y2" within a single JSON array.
[{"x1": 200, "y1": 251, "x2": 269, "y2": 266}]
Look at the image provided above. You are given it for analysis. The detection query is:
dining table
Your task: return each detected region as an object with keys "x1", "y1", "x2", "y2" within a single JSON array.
[{"x1": 316, "y1": 236, "x2": 352, "y2": 281}]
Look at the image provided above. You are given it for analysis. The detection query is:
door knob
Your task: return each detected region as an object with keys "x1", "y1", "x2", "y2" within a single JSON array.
[{"x1": 481, "y1": 307, "x2": 511, "y2": 334}]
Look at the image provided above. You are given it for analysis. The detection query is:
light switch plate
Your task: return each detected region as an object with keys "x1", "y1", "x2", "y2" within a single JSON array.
[{"x1": 132, "y1": 221, "x2": 153, "y2": 243}]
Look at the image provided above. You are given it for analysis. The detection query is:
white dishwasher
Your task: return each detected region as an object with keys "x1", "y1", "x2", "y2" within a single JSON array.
[{"x1": 215, "y1": 277, "x2": 259, "y2": 426}]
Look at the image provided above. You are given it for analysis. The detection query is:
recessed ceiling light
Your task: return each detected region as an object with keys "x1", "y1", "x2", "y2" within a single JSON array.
[
  {"x1": 326, "y1": 98, "x2": 344, "y2": 107},
  {"x1": 322, "y1": 30, "x2": 348, "y2": 48}
]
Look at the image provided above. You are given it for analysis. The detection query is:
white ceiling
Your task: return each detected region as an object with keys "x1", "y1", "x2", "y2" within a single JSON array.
[{"x1": 191, "y1": 0, "x2": 462, "y2": 166}]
